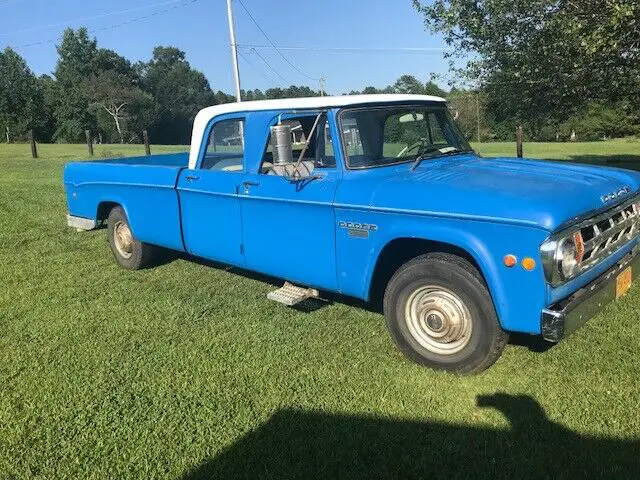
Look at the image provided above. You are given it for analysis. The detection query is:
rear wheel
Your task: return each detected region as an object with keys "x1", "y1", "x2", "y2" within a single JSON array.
[
  {"x1": 107, "y1": 206, "x2": 157, "y2": 270},
  {"x1": 383, "y1": 253, "x2": 508, "y2": 374}
]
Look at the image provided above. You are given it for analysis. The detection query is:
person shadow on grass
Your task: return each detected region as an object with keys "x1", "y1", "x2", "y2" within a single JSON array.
[{"x1": 182, "y1": 393, "x2": 639, "y2": 480}]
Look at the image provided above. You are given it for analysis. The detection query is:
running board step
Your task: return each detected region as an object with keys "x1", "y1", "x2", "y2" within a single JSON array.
[{"x1": 267, "y1": 282, "x2": 319, "y2": 306}]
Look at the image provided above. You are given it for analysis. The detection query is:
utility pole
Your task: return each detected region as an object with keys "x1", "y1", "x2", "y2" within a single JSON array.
[
  {"x1": 319, "y1": 77, "x2": 326, "y2": 96},
  {"x1": 226, "y1": 0, "x2": 242, "y2": 102}
]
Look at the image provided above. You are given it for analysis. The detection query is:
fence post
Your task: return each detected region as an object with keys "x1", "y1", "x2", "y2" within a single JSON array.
[
  {"x1": 516, "y1": 126, "x2": 523, "y2": 158},
  {"x1": 5, "y1": 126, "x2": 9, "y2": 143},
  {"x1": 143, "y1": 130, "x2": 151, "y2": 155},
  {"x1": 85, "y1": 130, "x2": 94, "y2": 156},
  {"x1": 28, "y1": 129, "x2": 38, "y2": 158}
]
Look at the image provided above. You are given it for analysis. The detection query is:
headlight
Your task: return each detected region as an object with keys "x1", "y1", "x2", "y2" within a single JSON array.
[
  {"x1": 541, "y1": 232, "x2": 584, "y2": 286},
  {"x1": 558, "y1": 238, "x2": 578, "y2": 279}
]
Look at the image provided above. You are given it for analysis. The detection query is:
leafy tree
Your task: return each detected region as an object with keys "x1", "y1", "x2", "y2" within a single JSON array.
[
  {"x1": 84, "y1": 71, "x2": 151, "y2": 143},
  {"x1": 349, "y1": 78, "x2": 445, "y2": 96},
  {"x1": 94, "y1": 48, "x2": 137, "y2": 79},
  {"x1": 55, "y1": 28, "x2": 146, "y2": 142},
  {"x1": 139, "y1": 46, "x2": 216, "y2": 144},
  {"x1": 413, "y1": 0, "x2": 640, "y2": 125},
  {"x1": 362, "y1": 86, "x2": 381, "y2": 94},
  {"x1": 215, "y1": 90, "x2": 236, "y2": 104},
  {"x1": 392, "y1": 75, "x2": 426, "y2": 94},
  {"x1": 264, "y1": 87, "x2": 285, "y2": 99},
  {"x1": 54, "y1": 28, "x2": 99, "y2": 142},
  {"x1": 424, "y1": 80, "x2": 447, "y2": 97},
  {"x1": 448, "y1": 90, "x2": 486, "y2": 141},
  {"x1": 0, "y1": 47, "x2": 45, "y2": 141},
  {"x1": 560, "y1": 102, "x2": 640, "y2": 141}
]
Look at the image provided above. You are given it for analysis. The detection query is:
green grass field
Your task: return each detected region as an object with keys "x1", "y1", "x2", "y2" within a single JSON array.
[{"x1": 1, "y1": 141, "x2": 640, "y2": 478}]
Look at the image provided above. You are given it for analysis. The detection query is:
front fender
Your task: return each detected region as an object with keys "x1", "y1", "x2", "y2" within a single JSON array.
[{"x1": 334, "y1": 209, "x2": 550, "y2": 334}]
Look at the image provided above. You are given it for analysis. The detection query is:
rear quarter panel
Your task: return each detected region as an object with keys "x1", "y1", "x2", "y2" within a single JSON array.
[{"x1": 63, "y1": 154, "x2": 187, "y2": 251}]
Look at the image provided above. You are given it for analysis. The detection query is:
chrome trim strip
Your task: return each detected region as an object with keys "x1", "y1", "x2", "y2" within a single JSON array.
[{"x1": 67, "y1": 215, "x2": 97, "y2": 230}]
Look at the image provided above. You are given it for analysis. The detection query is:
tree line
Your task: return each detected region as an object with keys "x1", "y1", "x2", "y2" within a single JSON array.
[
  {"x1": 0, "y1": 28, "x2": 326, "y2": 146},
  {"x1": 2, "y1": 17, "x2": 639, "y2": 145}
]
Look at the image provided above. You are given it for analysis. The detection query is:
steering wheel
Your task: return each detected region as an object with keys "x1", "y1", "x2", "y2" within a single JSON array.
[{"x1": 396, "y1": 138, "x2": 426, "y2": 158}]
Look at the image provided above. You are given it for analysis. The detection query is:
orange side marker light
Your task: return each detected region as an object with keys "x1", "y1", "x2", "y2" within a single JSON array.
[
  {"x1": 522, "y1": 257, "x2": 536, "y2": 271},
  {"x1": 503, "y1": 254, "x2": 517, "y2": 268}
]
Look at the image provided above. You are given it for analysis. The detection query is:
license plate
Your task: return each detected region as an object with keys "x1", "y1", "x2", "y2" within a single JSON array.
[{"x1": 616, "y1": 267, "x2": 632, "y2": 298}]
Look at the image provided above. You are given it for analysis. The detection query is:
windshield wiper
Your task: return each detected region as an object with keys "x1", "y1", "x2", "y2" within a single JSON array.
[
  {"x1": 410, "y1": 147, "x2": 472, "y2": 171},
  {"x1": 410, "y1": 146, "x2": 440, "y2": 171}
]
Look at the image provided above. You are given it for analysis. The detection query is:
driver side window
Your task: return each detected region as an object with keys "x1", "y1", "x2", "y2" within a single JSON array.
[{"x1": 260, "y1": 115, "x2": 336, "y2": 174}]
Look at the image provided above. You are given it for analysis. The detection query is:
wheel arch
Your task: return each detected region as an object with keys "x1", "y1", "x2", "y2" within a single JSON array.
[
  {"x1": 97, "y1": 200, "x2": 122, "y2": 224},
  {"x1": 96, "y1": 200, "x2": 136, "y2": 238},
  {"x1": 369, "y1": 238, "x2": 486, "y2": 299},
  {"x1": 365, "y1": 234, "x2": 506, "y2": 326}
]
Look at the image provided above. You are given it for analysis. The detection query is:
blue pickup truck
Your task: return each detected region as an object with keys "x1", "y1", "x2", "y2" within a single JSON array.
[{"x1": 64, "y1": 94, "x2": 640, "y2": 374}]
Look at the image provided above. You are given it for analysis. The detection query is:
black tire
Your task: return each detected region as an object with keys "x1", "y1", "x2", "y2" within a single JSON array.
[
  {"x1": 106, "y1": 206, "x2": 157, "y2": 270},
  {"x1": 383, "y1": 253, "x2": 508, "y2": 374}
]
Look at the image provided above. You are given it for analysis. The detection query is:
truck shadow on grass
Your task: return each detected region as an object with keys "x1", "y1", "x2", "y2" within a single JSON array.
[{"x1": 181, "y1": 393, "x2": 639, "y2": 480}]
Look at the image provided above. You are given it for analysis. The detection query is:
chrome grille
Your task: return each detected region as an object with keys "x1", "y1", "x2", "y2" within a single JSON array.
[{"x1": 576, "y1": 200, "x2": 639, "y2": 272}]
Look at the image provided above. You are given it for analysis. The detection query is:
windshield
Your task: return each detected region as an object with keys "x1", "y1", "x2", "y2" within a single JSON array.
[{"x1": 339, "y1": 104, "x2": 472, "y2": 169}]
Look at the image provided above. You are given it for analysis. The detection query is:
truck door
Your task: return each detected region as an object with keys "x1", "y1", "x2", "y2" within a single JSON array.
[
  {"x1": 177, "y1": 115, "x2": 245, "y2": 266},
  {"x1": 240, "y1": 113, "x2": 340, "y2": 291}
]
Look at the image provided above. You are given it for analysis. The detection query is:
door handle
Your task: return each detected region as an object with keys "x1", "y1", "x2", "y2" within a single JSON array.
[
  {"x1": 242, "y1": 180, "x2": 259, "y2": 193},
  {"x1": 185, "y1": 175, "x2": 200, "y2": 182}
]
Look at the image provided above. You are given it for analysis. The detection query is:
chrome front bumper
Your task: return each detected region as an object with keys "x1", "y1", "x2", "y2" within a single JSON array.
[{"x1": 541, "y1": 246, "x2": 640, "y2": 342}]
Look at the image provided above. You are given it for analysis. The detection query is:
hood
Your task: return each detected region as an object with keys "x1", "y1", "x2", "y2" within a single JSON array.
[{"x1": 367, "y1": 154, "x2": 640, "y2": 231}]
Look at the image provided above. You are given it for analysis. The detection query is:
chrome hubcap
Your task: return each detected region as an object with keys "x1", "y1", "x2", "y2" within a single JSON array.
[
  {"x1": 404, "y1": 285, "x2": 472, "y2": 355},
  {"x1": 113, "y1": 221, "x2": 133, "y2": 259}
]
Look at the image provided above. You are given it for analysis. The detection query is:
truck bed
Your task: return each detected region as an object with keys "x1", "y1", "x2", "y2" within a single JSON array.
[{"x1": 64, "y1": 152, "x2": 189, "y2": 252}]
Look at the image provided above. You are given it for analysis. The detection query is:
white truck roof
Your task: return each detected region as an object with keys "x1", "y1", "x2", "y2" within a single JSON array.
[{"x1": 188, "y1": 94, "x2": 446, "y2": 168}]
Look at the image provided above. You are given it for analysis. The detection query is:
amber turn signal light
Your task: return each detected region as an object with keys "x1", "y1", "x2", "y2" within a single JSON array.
[
  {"x1": 503, "y1": 254, "x2": 517, "y2": 267},
  {"x1": 522, "y1": 257, "x2": 536, "y2": 271}
]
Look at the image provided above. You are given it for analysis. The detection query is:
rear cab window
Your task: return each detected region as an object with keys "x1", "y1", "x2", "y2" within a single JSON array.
[{"x1": 201, "y1": 118, "x2": 245, "y2": 172}]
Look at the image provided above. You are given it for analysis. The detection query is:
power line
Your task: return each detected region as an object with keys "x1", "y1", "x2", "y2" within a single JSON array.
[
  {"x1": 10, "y1": 0, "x2": 201, "y2": 50},
  {"x1": 0, "y1": 0, "x2": 187, "y2": 37},
  {"x1": 238, "y1": 44, "x2": 451, "y2": 54},
  {"x1": 243, "y1": 46, "x2": 287, "y2": 83},
  {"x1": 235, "y1": 0, "x2": 319, "y2": 81},
  {"x1": 237, "y1": 49, "x2": 280, "y2": 85}
]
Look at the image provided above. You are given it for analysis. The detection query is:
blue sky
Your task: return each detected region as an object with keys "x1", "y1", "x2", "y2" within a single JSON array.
[{"x1": 0, "y1": 0, "x2": 450, "y2": 95}]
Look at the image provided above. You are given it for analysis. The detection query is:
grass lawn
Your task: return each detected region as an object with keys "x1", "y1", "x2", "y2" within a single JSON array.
[{"x1": 1, "y1": 141, "x2": 640, "y2": 478}]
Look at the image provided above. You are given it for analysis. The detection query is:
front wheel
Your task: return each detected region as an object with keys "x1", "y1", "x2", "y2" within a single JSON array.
[
  {"x1": 107, "y1": 206, "x2": 157, "y2": 270},
  {"x1": 383, "y1": 253, "x2": 508, "y2": 374}
]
